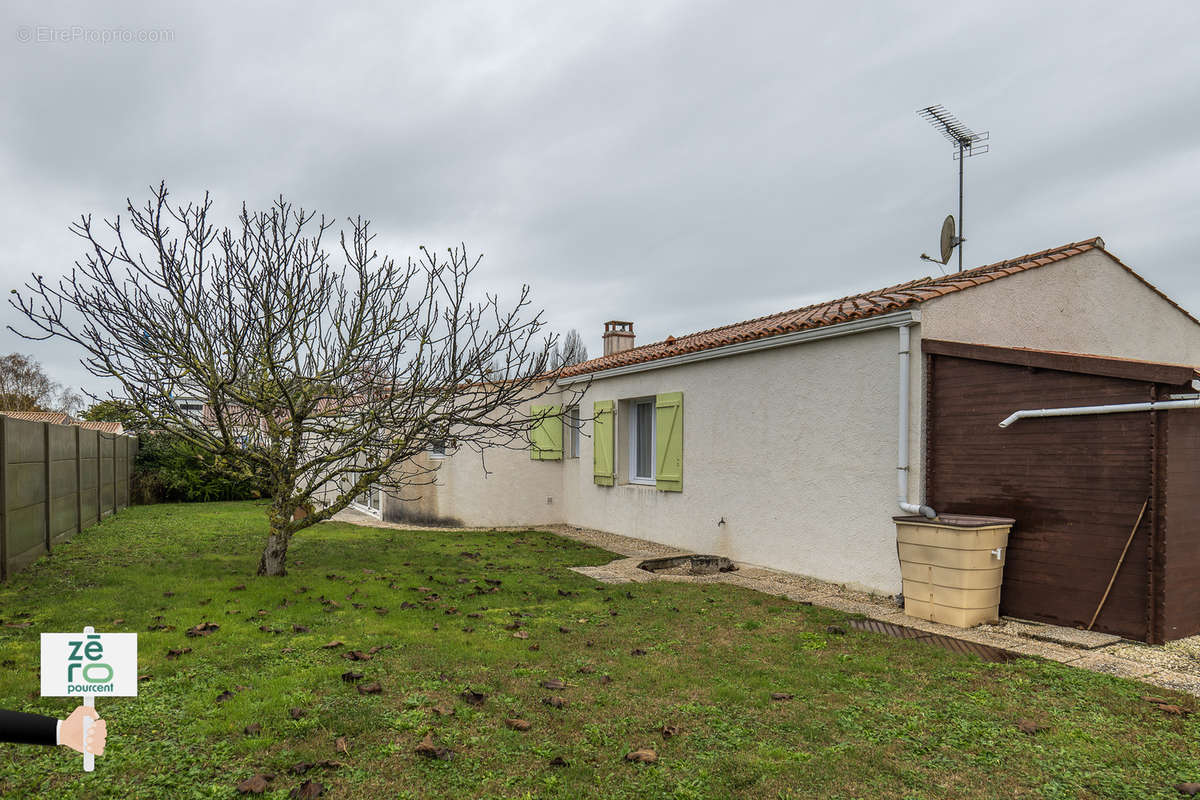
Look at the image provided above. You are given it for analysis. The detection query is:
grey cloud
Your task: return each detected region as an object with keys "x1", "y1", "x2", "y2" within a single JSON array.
[{"x1": 2, "y1": 1, "x2": 1198, "y2": 395}]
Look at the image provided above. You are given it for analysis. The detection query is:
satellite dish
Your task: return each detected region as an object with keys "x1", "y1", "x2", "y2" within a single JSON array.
[{"x1": 939, "y1": 215, "x2": 956, "y2": 264}]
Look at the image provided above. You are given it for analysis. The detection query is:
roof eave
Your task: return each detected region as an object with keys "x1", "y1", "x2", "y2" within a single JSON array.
[{"x1": 557, "y1": 309, "x2": 921, "y2": 384}]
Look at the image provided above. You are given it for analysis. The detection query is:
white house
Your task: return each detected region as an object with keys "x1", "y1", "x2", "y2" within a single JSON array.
[{"x1": 361, "y1": 237, "x2": 1200, "y2": 607}]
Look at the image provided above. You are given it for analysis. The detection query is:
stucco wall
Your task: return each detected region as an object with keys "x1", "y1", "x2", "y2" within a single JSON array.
[
  {"x1": 564, "y1": 327, "x2": 909, "y2": 593},
  {"x1": 425, "y1": 395, "x2": 567, "y2": 528},
  {"x1": 920, "y1": 250, "x2": 1200, "y2": 365},
  {"x1": 382, "y1": 452, "x2": 443, "y2": 525},
  {"x1": 405, "y1": 325, "x2": 913, "y2": 592}
]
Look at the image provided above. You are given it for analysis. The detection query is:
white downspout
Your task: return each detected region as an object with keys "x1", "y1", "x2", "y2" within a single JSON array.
[
  {"x1": 897, "y1": 323, "x2": 937, "y2": 518},
  {"x1": 999, "y1": 397, "x2": 1200, "y2": 427}
]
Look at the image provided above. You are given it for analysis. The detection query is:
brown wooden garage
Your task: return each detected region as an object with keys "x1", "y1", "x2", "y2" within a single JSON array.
[{"x1": 922, "y1": 339, "x2": 1200, "y2": 643}]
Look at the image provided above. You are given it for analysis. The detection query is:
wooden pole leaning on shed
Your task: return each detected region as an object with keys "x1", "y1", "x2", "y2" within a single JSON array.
[{"x1": 1086, "y1": 497, "x2": 1150, "y2": 631}]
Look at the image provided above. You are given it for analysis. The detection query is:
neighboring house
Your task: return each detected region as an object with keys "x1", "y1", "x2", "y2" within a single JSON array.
[
  {"x1": 168, "y1": 395, "x2": 269, "y2": 445},
  {"x1": 365, "y1": 238, "x2": 1200, "y2": 641}
]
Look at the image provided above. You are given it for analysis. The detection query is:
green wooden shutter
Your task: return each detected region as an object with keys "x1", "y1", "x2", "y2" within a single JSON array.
[
  {"x1": 655, "y1": 392, "x2": 683, "y2": 492},
  {"x1": 529, "y1": 404, "x2": 563, "y2": 460},
  {"x1": 593, "y1": 400, "x2": 615, "y2": 485}
]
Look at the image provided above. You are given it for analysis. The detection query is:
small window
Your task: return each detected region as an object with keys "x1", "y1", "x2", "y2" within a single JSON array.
[
  {"x1": 629, "y1": 398, "x2": 655, "y2": 484},
  {"x1": 428, "y1": 438, "x2": 447, "y2": 458},
  {"x1": 565, "y1": 406, "x2": 581, "y2": 459}
]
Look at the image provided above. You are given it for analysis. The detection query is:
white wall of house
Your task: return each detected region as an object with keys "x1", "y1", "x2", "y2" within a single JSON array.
[
  {"x1": 413, "y1": 398, "x2": 566, "y2": 528},
  {"x1": 562, "y1": 325, "x2": 910, "y2": 593}
]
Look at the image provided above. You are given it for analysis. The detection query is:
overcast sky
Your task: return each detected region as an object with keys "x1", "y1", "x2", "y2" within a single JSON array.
[{"x1": 2, "y1": 2, "x2": 1199, "y2": 398}]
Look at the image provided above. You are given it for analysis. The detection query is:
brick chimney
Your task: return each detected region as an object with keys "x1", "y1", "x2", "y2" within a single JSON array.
[{"x1": 603, "y1": 320, "x2": 635, "y2": 356}]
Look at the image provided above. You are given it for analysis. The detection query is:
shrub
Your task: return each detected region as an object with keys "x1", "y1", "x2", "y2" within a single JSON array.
[{"x1": 132, "y1": 431, "x2": 272, "y2": 503}]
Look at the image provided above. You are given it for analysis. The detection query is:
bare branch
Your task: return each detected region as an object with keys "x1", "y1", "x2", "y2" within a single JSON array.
[{"x1": 10, "y1": 185, "x2": 578, "y2": 575}]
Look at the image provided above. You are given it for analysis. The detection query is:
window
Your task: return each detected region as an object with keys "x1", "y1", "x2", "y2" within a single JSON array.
[
  {"x1": 351, "y1": 483, "x2": 383, "y2": 517},
  {"x1": 179, "y1": 400, "x2": 204, "y2": 420},
  {"x1": 629, "y1": 398, "x2": 656, "y2": 484},
  {"x1": 428, "y1": 437, "x2": 447, "y2": 458},
  {"x1": 606, "y1": 392, "x2": 683, "y2": 491},
  {"x1": 565, "y1": 406, "x2": 581, "y2": 459}
]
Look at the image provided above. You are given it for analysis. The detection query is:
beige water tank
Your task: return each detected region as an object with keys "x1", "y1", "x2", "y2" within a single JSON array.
[{"x1": 894, "y1": 514, "x2": 1014, "y2": 628}]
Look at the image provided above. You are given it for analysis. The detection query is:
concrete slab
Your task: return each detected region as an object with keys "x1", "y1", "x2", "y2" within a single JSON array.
[{"x1": 1020, "y1": 626, "x2": 1123, "y2": 650}]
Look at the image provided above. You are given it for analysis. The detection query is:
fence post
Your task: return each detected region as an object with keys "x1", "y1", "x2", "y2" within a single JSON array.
[
  {"x1": 0, "y1": 417, "x2": 7, "y2": 581},
  {"x1": 124, "y1": 435, "x2": 131, "y2": 508},
  {"x1": 111, "y1": 435, "x2": 118, "y2": 516},
  {"x1": 43, "y1": 422, "x2": 51, "y2": 552},
  {"x1": 75, "y1": 425, "x2": 82, "y2": 535},
  {"x1": 96, "y1": 431, "x2": 102, "y2": 520}
]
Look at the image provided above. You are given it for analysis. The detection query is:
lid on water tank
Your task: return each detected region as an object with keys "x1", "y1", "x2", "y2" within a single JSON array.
[{"x1": 892, "y1": 514, "x2": 1015, "y2": 528}]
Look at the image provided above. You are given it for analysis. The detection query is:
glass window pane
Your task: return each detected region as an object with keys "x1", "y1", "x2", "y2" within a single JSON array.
[
  {"x1": 636, "y1": 401, "x2": 653, "y2": 478},
  {"x1": 569, "y1": 408, "x2": 580, "y2": 458}
]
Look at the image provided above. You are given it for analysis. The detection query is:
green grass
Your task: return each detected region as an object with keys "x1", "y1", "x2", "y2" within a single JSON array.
[{"x1": 0, "y1": 501, "x2": 1198, "y2": 799}]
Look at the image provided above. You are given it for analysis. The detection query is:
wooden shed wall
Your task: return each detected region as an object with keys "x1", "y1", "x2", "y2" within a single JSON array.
[
  {"x1": 1163, "y1": 408, "x2": 1200, "y2": 640},
  {"x1": 925, "y1": 353, "x2": 1160, "y2": 640}
]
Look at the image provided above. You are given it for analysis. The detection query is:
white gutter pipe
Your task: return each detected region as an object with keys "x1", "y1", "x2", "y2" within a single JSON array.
[
  {"x1": 897, "y1": 324, "x2": 936, "y2": 518},
  {"x1": 999, "y1": 398, "x2": 1200, "y2": 428}
]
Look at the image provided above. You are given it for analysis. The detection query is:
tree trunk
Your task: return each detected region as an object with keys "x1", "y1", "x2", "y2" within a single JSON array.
[
  {"x1": 257, "y1": 494, "x2": 296, "y2": 576},
  {"x1": 257, "y1": 527, "x2": 291, "y2": 576}
]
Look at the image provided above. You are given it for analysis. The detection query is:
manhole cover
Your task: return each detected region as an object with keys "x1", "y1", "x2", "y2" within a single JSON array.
[{"x1": 847, "y1": 619, "x2": 1018, "y2": 663}]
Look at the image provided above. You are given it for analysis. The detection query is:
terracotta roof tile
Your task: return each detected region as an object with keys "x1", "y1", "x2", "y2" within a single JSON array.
[
  {"x1": 77, "y1": 420, "x2": 125, "y2": 434},
  {"x1": 0, "y1": 410, "x2": 72, "y2": 425},
  {"x1": 0, "y1": 412, "x2": 127, "y2": 434},
  {"x1": 560, "y1": 237, "x2": 1197, "y2": 378}
]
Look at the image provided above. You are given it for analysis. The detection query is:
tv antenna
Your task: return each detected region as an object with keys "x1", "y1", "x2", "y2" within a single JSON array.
[{"x1": 917, "y1": 104, "x2": 989, "y2": 272}]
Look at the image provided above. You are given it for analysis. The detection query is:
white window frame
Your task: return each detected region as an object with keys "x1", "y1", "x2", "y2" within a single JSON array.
[
  {"x1": 628, "y1": 398, "x2": 656, "y2": 485},
  {"x1": 350, "y1": 482, "x2": 383, "y2": 517}
]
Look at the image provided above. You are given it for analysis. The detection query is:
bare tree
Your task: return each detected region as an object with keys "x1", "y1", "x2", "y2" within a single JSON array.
[
  {"x1": 11, "y1": 184, "x2": 569, "y2": 575},
  {"x1": 0, "y1": 353, "x2": 82, "y2": 414},
  {"x1": 555, "y1": 328, "x2": 588, "y2": 367}
]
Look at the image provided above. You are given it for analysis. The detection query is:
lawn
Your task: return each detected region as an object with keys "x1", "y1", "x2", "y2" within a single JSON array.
[{"x1": 0, "y1": 501, "x2": 1197, "y2": 799}]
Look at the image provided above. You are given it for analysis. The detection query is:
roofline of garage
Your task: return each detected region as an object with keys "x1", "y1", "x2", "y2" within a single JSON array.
[{"x1": 922, "y1": 339, "x2": 1200, "y2": 386}]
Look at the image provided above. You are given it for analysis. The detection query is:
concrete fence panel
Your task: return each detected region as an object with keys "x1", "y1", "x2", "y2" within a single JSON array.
[
  {"x1": 78, "y1": 429, "x2": 99, "y2": 529},
  {"x1": 48, "y1": 423, "x2": 79, "y2": 544},
  {"x1": 5, "y1": 417, "x2": 48, "y2": 574},
  {"x1": 115, "y1": 435, "x2": 129, "y2": 510},
  {"x1": 0, "y1": 416, "x2": 136, "y2": 580}
]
